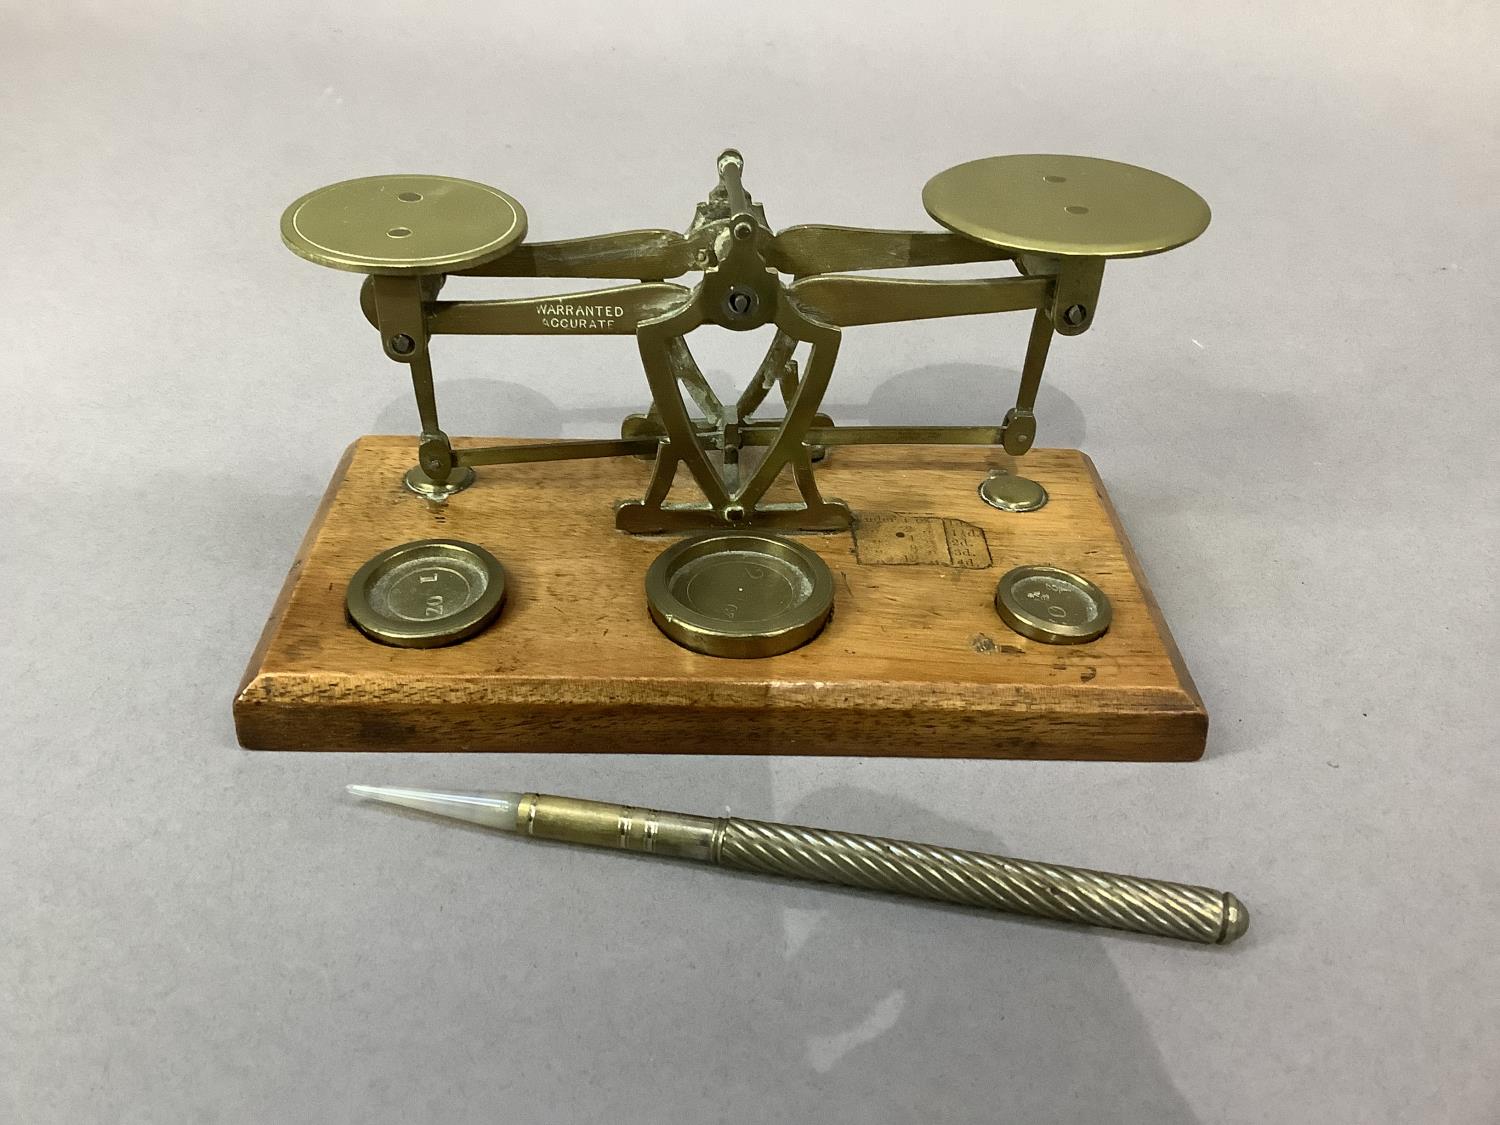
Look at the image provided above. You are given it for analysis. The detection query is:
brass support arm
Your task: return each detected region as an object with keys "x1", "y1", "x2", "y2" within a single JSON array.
[
  {"x1": 787, "y1": 273, "x2": 1050, "y2": 327},
  {"x1": 456, "y1": 438, "x2": 661, "y2": 467},
  {"x1": 369, "y1": 274, "x2": 457, "y2": 483},
  {"x1": 427, "y1": 283, "x2": 690, "y2": 336},
  {"x1": 769, "y1": 225, "x2": 1012, "y2": 276},
  {"x1": 512, "y1": 424, "x2": 1006, "y2": 464},
  {"x1": 801, "y1": 425, "x2": 1002, "y2": 447},
  {"x1": 453, "y1": 229, "x2": 701, "y2": 280}
]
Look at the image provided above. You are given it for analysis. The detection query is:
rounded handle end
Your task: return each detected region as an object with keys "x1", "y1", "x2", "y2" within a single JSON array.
[{"x1": 1218, "y1": 893, "x2": 1250, "y2": 944}]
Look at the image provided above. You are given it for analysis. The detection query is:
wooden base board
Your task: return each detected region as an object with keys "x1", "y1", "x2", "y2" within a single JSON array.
[{"x1": 235, "y1": 437, "x2": 1206, "y2": 759}]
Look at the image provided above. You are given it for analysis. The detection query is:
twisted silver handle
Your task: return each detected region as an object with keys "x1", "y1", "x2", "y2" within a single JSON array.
[
  {"x1": 349, "y1": 788, "x2": 1249, "y2": 946},
  {"x1": 716, "y1": 817, "x2": 1248, "y2": 945}
]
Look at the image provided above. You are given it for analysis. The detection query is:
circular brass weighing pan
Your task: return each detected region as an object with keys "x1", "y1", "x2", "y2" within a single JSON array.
[
  {"x1": 994, "y1": 564, "x2": 1111, "y2": 645},
  {"x1": 923, "y1": 154, "x2": 1209, "y2": 259},
  {"x1": 282, "y1": 174, "x2": 527, "y2": 275},
  {"x1": 346, "y1": 539, "x2": 507, "y2": 647},
  {"x1": 646, "y1": 533, "x2": 834, "y2": 659}
]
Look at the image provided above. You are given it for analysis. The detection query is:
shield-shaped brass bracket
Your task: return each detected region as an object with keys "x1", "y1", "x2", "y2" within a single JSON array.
[{"x1": 615, "y1": 287, "x2": 851, "y2": 534}]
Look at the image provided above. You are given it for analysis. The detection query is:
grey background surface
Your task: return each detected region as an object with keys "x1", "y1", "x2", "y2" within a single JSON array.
[{"x1": 3, "y1": 2, "x2": 1497, "y2": 1121}]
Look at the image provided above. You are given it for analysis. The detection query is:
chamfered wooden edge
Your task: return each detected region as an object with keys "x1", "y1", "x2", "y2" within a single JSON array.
[
  {"x1": 234, "y1": 438, "x2": 1208, "y2": 760},
  {"x1": 1077, "y1": 449, "x2": 1208, "y2": 752},
  {"x1": 235, "y1": 438, "x2": 358, "y2": 702},
  {"x1": 232, "y1": 697, "x2": 1207, "y2": 759}
]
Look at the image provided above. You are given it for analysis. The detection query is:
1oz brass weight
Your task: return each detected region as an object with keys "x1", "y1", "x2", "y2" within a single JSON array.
[{"x1": 346, "y1": 540, "x2": 507, "y2": 647}]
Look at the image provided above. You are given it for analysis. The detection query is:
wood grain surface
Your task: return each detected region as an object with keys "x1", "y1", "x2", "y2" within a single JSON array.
[{"x1": 235, "y1": 437, "x2": 1206, "y2": 759}]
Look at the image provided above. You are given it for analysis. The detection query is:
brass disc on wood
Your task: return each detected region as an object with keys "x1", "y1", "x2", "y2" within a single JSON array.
[
  {"x1": 281, "y1": 174, "x2": 527, "y2": 275},
  {"x1": 978, "y1": 470, "x2": 1048, "y2": 512},
  {"x1": 403, "y1": 464, "x2": 476, "y2": 500},
  {"x1": 923, "y1": 155, "x2": 1209, "y2": 259},
  {"x1": 994, "y1": 564, "x2": 1111, "y2": 645}
]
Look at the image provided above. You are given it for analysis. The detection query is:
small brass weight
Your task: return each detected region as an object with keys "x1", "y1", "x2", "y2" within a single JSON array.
[{"x1": 282, "y1": 150, "x2": 1208, "y2": 655}]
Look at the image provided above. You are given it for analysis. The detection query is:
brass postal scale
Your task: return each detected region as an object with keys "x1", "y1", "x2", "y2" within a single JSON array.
[{"x1": 237, "y1": 150, "x2": 1212, "y2": 759}]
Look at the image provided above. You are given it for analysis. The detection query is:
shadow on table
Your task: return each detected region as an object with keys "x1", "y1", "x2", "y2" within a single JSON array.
[
  {"x1": 366, "y1": 363, "x2": 1086, "y2": 452},
  {"x1": 850, "y1": 362, "x2": 1087, "y2": 451}
]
